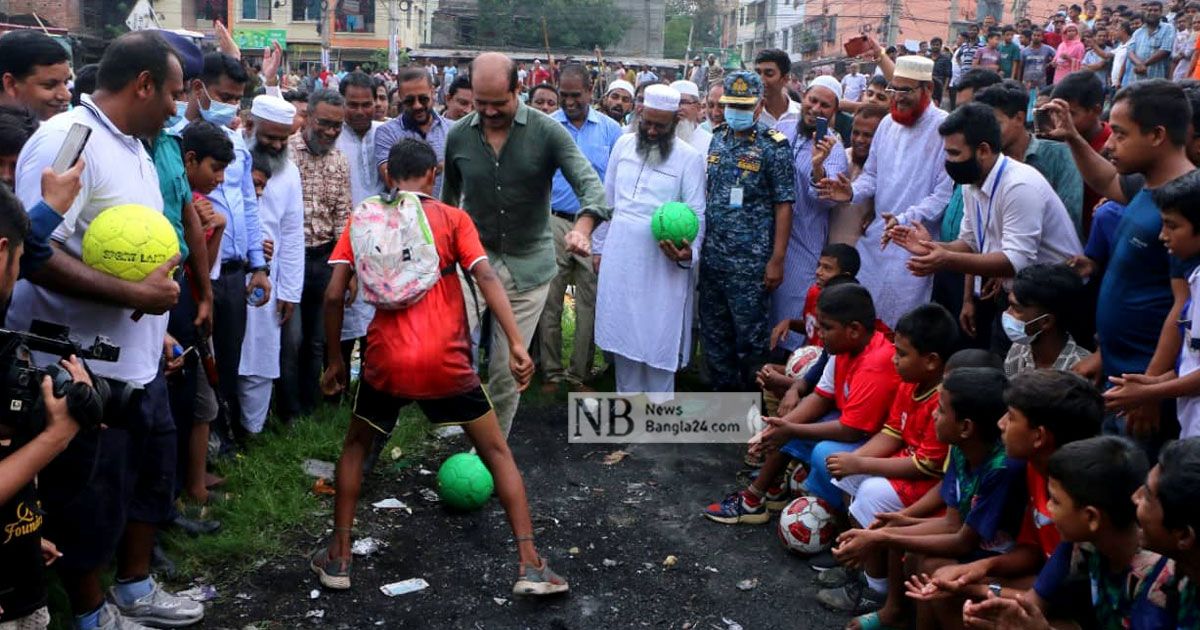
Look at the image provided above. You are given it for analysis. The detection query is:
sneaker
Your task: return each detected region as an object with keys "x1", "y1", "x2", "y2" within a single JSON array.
[
  {"x1": 809, "y1": 549, "x2": 840, "y2": 572},
  {"x1": 764, "y1": 484, "x2": 790, "y2": 512},
  {"x1": 96, "y1": 602, "x2": 153, "y2": 630},
  {"x1": 513, "y1": 559, "x2": 570, "y2": 596},
  {"x1": 815, "y1": 566, "x2": 856, "y2": 588},
  {"x1": 108, "y1": 578, "x2": 204, "y2": 628},
  {"x1": 816, "y1": 580, "x2": 885, "y2": 614},
  {"x1": 310, "y1": 546, "x2": 352, "y2": 590},
  {"x1": 703, "y1": 491, "x2": 769, "y2": 524}
]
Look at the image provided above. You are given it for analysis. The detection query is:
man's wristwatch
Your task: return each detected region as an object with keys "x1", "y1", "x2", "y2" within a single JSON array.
[{"x1": 249, "y1": 265, "x2": 269, "y2": 274}]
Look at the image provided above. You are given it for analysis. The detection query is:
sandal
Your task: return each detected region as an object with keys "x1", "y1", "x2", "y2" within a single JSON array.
[
  {"x1": 513, "y1": 558, "x2": 569, "y2": 596},
  {"x1": 848, "y1": 611, "x2": 905, "y2": 630},
  {"x1": 310, "y1": 546, "x2": 352, "y2": 590}
]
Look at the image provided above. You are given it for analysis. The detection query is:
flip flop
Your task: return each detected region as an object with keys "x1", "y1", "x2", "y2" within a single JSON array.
[{"x1": 848, "y1": 611, "x2": 904, "y2": 630}]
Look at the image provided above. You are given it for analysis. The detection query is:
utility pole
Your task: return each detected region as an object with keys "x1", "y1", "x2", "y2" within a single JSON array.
[
  {"x1": 886, "y1": 0, "x2": 901, "y2": 45},
  {"x1": 948, "y1": 0, "x2": 958, "y2": 42},
  {"x1": 387, "y1": 0, "x2": 399, "y2": 72},
  {"x1": 320, "y1": 0, "x2": 331, "y2": 70},
  {"x1": 686, "y1": 18, "x2": 695, "y2": 60}
]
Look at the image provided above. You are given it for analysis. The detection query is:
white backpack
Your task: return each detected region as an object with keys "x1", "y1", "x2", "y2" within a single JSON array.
[{"x1": 349, "y1": 190, "x2": 442, "y2": 310}]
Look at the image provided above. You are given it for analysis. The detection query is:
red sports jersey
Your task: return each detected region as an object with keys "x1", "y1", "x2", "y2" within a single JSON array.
[
  {"x1": 329, "y1": 197, "x2": 489, "y2": 399},
  {"x1": 815, "y1": 330, "x2": 901, "y2": 433},
  {"x1": 1017, "y1": 463, "x2": 1060, "y2": 557},
  {"x1": 881, "y1": 382, "x2": 947, "y2": 506},
  {"x1": 803, "y1": 284, "x2": 822, "y2": 347}
]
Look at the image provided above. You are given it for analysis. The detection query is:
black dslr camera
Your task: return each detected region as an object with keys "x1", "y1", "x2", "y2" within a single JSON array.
[{"x1": 0, "y1": 320, "x2": 119, "y2": 440}]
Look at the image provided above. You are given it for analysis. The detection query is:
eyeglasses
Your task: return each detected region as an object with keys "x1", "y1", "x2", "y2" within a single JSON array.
[
  {"x1": 401, "y1": 95, "x2": 431, "y2": 106},
  {"x1": 884, "y1": 84, "x2": 918, "y2": 96},
  {"x1": 314, "y1": 118, "x2": 342, "y2": 130}
]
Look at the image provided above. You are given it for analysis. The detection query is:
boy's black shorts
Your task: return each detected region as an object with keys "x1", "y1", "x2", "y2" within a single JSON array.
[
  {"x1": 37, "y1": 372, "x2": 177, "y2": 572},
  {"x1": 353, "y1": 378, "x2": 492, "y2": 435}
]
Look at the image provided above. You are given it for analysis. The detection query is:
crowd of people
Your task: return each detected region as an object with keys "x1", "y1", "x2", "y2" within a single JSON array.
[{"x1": 3, "y1": 0, "x2": 1200, "y2": 628}]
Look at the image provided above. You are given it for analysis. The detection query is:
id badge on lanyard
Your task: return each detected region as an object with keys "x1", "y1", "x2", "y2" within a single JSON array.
[{"x1": 974, "y1": 157, "x2": 1009, "y2": 253}]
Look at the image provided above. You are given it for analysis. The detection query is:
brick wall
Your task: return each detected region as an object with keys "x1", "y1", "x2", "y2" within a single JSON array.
[{"x1": 5, "y1": 0, "x2": 83, "y2": 30}]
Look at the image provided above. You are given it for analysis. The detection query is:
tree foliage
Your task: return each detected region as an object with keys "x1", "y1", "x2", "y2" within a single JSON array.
[
  {"x1": 665, "y1": 0, "x2": 723, "y2": 51},
  {"x1": 474, "y1": 0, "x2": 632, "y2": 51}
]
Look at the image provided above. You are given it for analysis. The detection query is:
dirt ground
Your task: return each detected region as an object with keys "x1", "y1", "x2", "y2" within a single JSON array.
[{"x1": 201, "y1": 400, "x2": 851, "y2": 629}]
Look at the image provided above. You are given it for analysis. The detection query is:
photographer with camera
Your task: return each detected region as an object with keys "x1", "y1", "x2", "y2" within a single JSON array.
[
  {"x1": 0, "y1": 176, "x2": 95, "y2": 628},
  {"x1": 8, "y1": 32, "x2": 203, "y2": 629}
]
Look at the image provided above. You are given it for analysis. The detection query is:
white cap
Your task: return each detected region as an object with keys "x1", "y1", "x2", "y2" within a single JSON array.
[
  {"x1": 606, "y1": 79, "x2": 635, "y2": 98},
  {"x1": 807, "y1": 75, "x2": 842, "y2": 101},
  {"x1": 669, "y1": 80, "x2": 700, "y2": 98},
  {"x1": 250, "y1": 94, "x2": 296, "y2": 125},
  {"x1": 893, "y1": 55, "x2": 934, "y2": 82},
  {"x1": 643, "y1": 84, "x2": 680, "y2": 112}
]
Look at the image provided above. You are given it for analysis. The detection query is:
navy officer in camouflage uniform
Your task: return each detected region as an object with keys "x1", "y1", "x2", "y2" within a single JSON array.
[{"x1": 699, "y1": 71, "x2": 796, "y2": 391}]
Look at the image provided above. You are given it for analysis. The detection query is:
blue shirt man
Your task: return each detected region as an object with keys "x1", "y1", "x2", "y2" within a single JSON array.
[
  {"x1": 210, "y1": 125, "x2": 268, "y2": 271},
  {"x1": 549, "y1": 107, "x2": 623, "y2": 215}
]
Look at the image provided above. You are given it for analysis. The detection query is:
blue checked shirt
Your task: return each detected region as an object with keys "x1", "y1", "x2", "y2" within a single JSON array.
[
  {"x1": 549, "y1": 108, "x2": 623, "y2": 215},
  {"x1": 373, "y1": 112, "x2": 450, "y2": 198}
]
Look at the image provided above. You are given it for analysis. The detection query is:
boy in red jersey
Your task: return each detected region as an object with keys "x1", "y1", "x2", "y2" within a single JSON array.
[{"x1": 313, "y1": 138, "x2": 567, "y2": 597}]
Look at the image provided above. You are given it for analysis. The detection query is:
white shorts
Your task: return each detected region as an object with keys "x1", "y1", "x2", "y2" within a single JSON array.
[{"x1": 834, "y1": 474, "x2": 904, "y2": 528}]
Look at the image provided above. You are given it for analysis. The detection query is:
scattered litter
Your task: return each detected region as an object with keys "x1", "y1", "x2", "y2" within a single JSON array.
[
  {"x1": 176, "y1": 585, "x2": 217, "y2": 602},
  {"x1": 626, "y1": 482, "x2": 646, "y2": 491},
  {"x1": 568, "y1": 547, "x2": 581, "y2": 556},
  {"x1": 308, "y1": 589, "x2": 320, "y2": 600},
  {"x1": 704, "y1": 566, "x2": 719, "y2": 573},
  {"x1": 418, "y1": 488, "x2": 441, "y2": 502},
  {"x1": 602, "y1": 450, "x2": 630, "y2": 465},
  {"x1": 417, "y1": 467, "x2": 434, "y2": 475},
  {"x1": 662, "y1": 555, "x2": 678, "y2": 568},
  {"x1": 379, "y1": 578, "x2": 429, "y2": 597},
  {"x1": 302, "y1": 459, "x2": 336, "y2": 479},
  {"x1": 235, "y1": 592, "x2": 252, "y2": 601},
  {"x1": 736, "y1": 578, "x2": 758, "y2": 591},
  {"x1": 311, "y1": 478, "x2": 335, "y2": 496},
  {"x1": 435, "y1": 425, "x2": 464, "y2": 438},
  {"x1": 370, "y1": 498, "x2": 409, "y2": 510},
  {"x1": 493, "y1": 597, "x2": 508, "y2": 606},
  {"x1": 305, "y1": 609, "x2": 325, "y2": 620},
  {"x1": 721, "y1": 617, "x2": 744, "y2": 630},
  {"x1": 351, "y1": 537, "x2": 386, "y2": 556},
  {"x1": 643, "y1": 562, "x2": 655, "y2": 569},
  {"x1": 389, "y1": 447, "x2": 404, "y2": 460},
  {"x1": 602, "y1": 558, "x2": 618, "y2": 567}
]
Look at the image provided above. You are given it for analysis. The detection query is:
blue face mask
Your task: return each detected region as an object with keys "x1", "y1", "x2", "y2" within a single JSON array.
[
  {"x1": 724, "y1": 106, "x2": 755, "y2": 131},
  {"x1": 1001, "y1": 312, "x2": 1048, "y2": 345},
  {"x1": 164, "y1": 101, "x2": 188, "y2": 129},
  {"x1": 200, "y1": 87, "x2": 238, "y2": 128}
]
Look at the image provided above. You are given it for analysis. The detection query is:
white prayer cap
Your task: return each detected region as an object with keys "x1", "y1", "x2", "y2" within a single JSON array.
[
  {"x1": 251, "y1": 94, "x2": 296, "y2": 125},
  {"x1": 893, "y1": 55, "x2": 934, "y2": 82},
  {"x1": 643, "y1": 84, "x2": 680, "y2": 112},
  {"x1": 807, "y1": 75, "x2": 842, "y2": 101},
  {"x1": 669, "y1": 80, "x2": 700, "y2": 98},
  {"x1": 606, "y1": 79, "x2": 635, "y2": 98}
]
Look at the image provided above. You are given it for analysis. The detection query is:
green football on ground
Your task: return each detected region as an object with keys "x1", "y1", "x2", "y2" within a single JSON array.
[{"x1": 436, "y1": 452, "x2": 494, "y2": 510}]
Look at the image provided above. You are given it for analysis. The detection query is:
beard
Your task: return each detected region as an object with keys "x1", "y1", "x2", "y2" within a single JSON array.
[
  {"x1": 890, "y1": 91, "x2": 932, "y2": 126},
  {"x1": 675, "y1": 118, "x2": 697, "y2": 142},
  {"x1": 303, "y1": 131, "x2": 333, "y2": 156},
  {"x1": 248, "y1": 134, "x2": 289, "y2": 178},
  {"x1": 636, "y1": 125, "x2": 675, "y2": 164}
]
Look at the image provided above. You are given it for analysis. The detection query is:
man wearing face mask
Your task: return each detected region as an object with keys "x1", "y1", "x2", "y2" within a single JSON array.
[
  {"x1": 699, "y1": 71, "x2": 796, "y2": 391},
  {"x1": 373, "y1": 67, "x2": 448, "y2": 197},
  {"x1": 1001, "y1": 263, "x2": 1091, "y2": 376},
  {"x1": 772, "y1": 75, "x2": 848, "y2": 351},
  {"x1": 888, "y1": 104, "x2": 1081, "y2": 338},
  {"x1": 184, "y1": 51, "x2": 272, "y2": 446}
]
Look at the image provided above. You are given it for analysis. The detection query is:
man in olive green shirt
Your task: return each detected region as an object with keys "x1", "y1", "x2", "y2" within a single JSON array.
[{"x1": 442, "y1": 52, "x2": 609, "y2": 437}]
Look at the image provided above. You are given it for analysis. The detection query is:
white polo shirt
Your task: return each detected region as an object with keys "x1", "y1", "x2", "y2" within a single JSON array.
[
  {"x1": 9, "y1": 94, "x2": 168, "y2": 386},
  {"x1": 957, "y1": 155, "x2": 1083, "y2": 292}
]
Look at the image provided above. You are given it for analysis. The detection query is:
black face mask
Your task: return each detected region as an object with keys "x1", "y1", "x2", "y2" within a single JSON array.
[{"x1": 944, "y1": 153, "x2": 983, "y2": 185}]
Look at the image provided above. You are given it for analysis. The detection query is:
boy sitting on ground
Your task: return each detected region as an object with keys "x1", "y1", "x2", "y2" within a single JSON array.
[
  {"x1": 314, "y1": 138, "x2": 567, "y2": 596},
  {"x1": 769, "y1": 243, "x2": 862, "y2": 351},
  {"x1": 905, "y1": 369, "x2": 1104, "y2": 629},
  {"x1": 705, "y1": 284, "x2": 900, "y2": 524},
  {"x1": 830, "y1": 367, "x2": 1025, "y2": 630},
  {"x1": 811, "y1": 304, "x2": 958, "y2": 614},
  {"x1": 1001, "y1": 263, "x2": 1090, "y2": 376}
]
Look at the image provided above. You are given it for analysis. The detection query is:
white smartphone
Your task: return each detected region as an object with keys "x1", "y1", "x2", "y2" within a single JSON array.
[{"x1": 51, "y1": 122, "x2": 91, "y2": 174}]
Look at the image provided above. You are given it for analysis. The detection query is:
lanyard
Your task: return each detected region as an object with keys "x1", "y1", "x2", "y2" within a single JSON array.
[{"x1": 973, "y1": 156, "x2": 1009, "y2": 253}]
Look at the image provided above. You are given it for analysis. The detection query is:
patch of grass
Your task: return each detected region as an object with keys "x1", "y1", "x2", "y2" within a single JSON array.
[{"x1": 162, "y1": 400, "x2": 431, "y2": 581}]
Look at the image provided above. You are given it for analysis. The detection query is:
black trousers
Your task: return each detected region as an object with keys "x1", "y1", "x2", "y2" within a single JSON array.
[
  {"x1": 278, "y1": 244, "x2": 333, "y2": 420},
  {"x1": 212, "y1": 263, "x2": 248, "y2": 435},
  {"x1": 167, "y1": 272, "x2": 199, "y2": 496}
]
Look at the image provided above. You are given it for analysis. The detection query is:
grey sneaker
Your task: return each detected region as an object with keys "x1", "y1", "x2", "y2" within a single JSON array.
[
  {"x1": 816, "y1": 580, "x2": 885, "y2": 614},
  {"x1": 513, "y1": 559, "x2": 570, "y2": 596},
  {"x1": 815, "y1": 566, "x2": 857, "y2": 588},
  {"x1": 108, "y1": 578, "x2": 204, "y2": 628},
  {"x1": 310, "y1": 546, "x2": 352, "y2": 590},
  {"x1": 96, "y1": 602, "x2": 153, "y2": 630}
]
